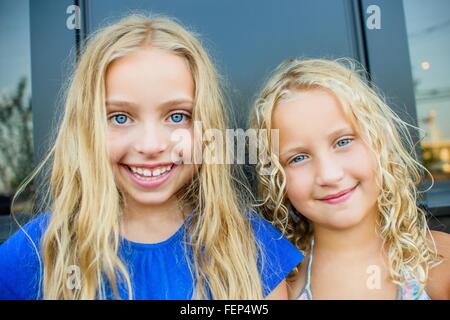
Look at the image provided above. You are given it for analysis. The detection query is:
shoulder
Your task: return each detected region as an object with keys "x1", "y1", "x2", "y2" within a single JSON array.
[
  {"x1": 247, "y1": 211, "x2": 304, "y2": 297},
  {"x1": 0, "y1": 213, "x2": 51, "y2": 299},
  {"x1": 429, "y1": 230, "x2": 450, "y2": 256},
  {"x1": 248, "y1": 211, "x2": 299, "y2": 256},
  {"x1": 426, "y1": 231, "x2": 450, "y2": 300},
  {"x1": 248, "y1": 211, "x2": 285, "y2": 239},
  {"x1": 286, "y1": 255, "x2": 307, "y2": 299}
]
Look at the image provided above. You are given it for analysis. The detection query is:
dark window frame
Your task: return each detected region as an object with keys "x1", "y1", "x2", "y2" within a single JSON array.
[
  {"x1": 358, "y1": 0, "x2": 450, "y2": 224},
  {"x1": 25, "y1": 0, "x2": 450, "y2": 233}
]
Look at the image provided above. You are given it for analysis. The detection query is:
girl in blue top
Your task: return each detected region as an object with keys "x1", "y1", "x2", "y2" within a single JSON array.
[{"x1": 0, "y1": 14, "x2": 302, "y2": 300}]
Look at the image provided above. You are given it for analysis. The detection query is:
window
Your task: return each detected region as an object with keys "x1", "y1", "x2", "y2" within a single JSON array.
[
  {"x1": 404, "y1": 0, "x2": 450, "y2": 181},
  {"x1": 0, "y1": 0, "x2": 34, "y2": 242}
]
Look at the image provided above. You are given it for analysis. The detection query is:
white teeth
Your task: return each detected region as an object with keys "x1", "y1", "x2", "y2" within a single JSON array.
[{"x1": 129, "y1": 165, "x2": 173, "y2": 178}]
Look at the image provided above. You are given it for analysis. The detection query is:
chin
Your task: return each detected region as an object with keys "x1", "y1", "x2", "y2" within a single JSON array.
[
  {"x1": 124, "y1": 191, "x2": 173, "y2": 206},
  {"x1": 139, "y1": 194, "x2": 173, "y2": 205},
  {"x1": 326, "y1": 212, "x2": 368, "y2": 230}
]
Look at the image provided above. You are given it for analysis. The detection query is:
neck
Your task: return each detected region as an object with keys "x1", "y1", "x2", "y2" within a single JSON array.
[
  {"x1": 313, "y1": 207, "x2": 383, "y2": 257},
  {"x1": 120, "y1": 194, "x2": 190, "y2": 243}
]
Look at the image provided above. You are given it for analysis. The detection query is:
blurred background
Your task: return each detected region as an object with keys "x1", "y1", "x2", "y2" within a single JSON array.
[{"x1": 0, "y1": 0, "x2": 449, "y2": 242}]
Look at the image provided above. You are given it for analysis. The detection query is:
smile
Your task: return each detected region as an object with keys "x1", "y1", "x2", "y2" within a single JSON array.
[
  {"x1": 129, "y1": 164, "x2": 173, "y2": 178},
  {"x1": 121, "y1": 163, "x2": 177, "y2": 189},
  {"x1": 318, "y1": 184, "x2": 358, "y2": 205}
]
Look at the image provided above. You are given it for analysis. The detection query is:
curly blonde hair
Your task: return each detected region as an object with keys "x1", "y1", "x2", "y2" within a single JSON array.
[{"x1": 249, "y1": 57, "x2": 442, "y2": 290}]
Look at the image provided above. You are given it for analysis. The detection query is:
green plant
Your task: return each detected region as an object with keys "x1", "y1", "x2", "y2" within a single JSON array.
[{"x1": 0, "y1": 77, "x2": 34, "y2": 195}]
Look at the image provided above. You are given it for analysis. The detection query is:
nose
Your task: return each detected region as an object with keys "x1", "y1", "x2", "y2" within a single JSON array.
[
  {"x1": 315, "y1": 155, "x2": 344, "y2": 186},
  {"x1": 133, "y1": 122, "x2": 169, "y2": 156}
]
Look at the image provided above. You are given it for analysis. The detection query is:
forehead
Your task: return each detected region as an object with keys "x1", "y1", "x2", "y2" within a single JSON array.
[
  {"x1": 272, "y1": 88, "x2": 353, "y2": 140},
  {"x1": 105, "y1": 46, "x2": 195, "y2": 104}
]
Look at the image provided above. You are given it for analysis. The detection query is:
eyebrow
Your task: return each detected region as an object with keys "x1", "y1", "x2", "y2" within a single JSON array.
[
  {"x1": 105, "y1": 98, "x2": 194, "y2": 110},
  {"x1": 280, "y1": 126, "x2": 354, "y2": 159},
  {"x1": 327, "y1": 126, "x2": 354, "y2": 140},
  {"x1": 280, "y1": 146, "x2": 308, "y2": 161}
]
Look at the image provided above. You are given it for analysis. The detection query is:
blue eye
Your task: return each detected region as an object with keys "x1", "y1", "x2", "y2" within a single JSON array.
[
  {"x1": 336, "y1": 138, "x2": 352, "y2": 147},
  {"x1": 169, "y1": 113, "x2": 187, "y2": 123},
  {"x1": 291, "y1": 154, "x2": 308, "y2": 164},
  {"x1": 112, "y1": 114, "x2": 128, "y2": 125}
]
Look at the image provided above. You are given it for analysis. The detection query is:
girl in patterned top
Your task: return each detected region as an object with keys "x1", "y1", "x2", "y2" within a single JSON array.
[{"x1": 249, "y1": 58, "x2": 449, "y2": 299}]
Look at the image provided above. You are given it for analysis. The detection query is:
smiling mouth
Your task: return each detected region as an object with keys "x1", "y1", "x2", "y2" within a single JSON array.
[
  {"x1": 318, "y1": 184, "x2": 358, "y2": 204},
  {"x1": 124, "y1": 163, "x2": 176, "y2": 180}
]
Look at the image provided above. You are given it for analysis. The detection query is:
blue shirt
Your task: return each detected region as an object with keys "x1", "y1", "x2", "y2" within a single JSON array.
[{"x1": 0, "y1": 213, "x2": 303, "y2": 299}]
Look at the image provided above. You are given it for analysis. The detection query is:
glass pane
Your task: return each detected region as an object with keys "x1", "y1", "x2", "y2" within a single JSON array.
[
  {"x1": 404, "y1": 0, "x2": 450, "y2": 181},
  {"x1": 0, "y1": 0, "x2": 34, "y2": 242}
]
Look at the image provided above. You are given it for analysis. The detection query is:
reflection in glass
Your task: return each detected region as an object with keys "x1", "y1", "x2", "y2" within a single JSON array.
[
  {"x1": 0, "y1": 0, "x2": 34, "y2": 222},
  {"x1": 404, "y1": 0, "x2": 450, "y2": 180}
]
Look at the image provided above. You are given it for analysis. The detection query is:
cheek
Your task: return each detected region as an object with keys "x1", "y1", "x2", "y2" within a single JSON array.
[
  {"x1": 345, "y1": 143, "x2": 381, "y2": 197},
  {"x1": 170, "y1": 127, "x2": 194, "y2": 163},
  {"x1": 347, "y1": 144, "x2": 376, "y2": 179},
  {"x1": 284, "y1": 167, "x2": 314, "y2": 210},
  {"x1": 106, "y1": 130, "x2": 131, "y2": 163}
]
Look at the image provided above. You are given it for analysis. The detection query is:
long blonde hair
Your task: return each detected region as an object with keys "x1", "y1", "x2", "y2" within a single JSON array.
[
  {"x1": 250, "y1": 58, "x2": 442, "y2": 289},
  {"x1": 13, "y1": 14, "x2": 263, "y2": 299}
]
